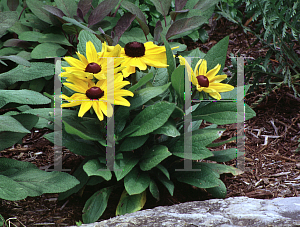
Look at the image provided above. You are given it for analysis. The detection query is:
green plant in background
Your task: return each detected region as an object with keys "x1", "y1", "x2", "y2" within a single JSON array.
[
  {"x1": 217, "y1": 0, "x2": 300, "y2": 106},
  {"x1": 0, "y1": 0, "x2": 257, "y2": 224}
]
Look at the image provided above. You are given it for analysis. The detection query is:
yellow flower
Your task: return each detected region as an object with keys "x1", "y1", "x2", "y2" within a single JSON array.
[
  {"x1": 61, "y1": 75, "x2": 134, "y2": 121},
  {"x1": 119, "y1": 41, "x2": 170, "y2": 77},
  {"x1": 179, "y1": 57, "x2": 234, "y2": 100},
  {"x1": 62, "y1": 41, "x2": 124, "y2": 80}
]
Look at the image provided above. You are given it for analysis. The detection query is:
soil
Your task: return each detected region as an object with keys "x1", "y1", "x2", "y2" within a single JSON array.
[{"x1": 1, "y1": 17, "x2": 300, "y2": 227}]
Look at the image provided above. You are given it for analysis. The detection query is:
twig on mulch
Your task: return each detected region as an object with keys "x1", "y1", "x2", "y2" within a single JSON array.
[{"x1": 257, "y1": 114, "x2": 300, "y2": 153}]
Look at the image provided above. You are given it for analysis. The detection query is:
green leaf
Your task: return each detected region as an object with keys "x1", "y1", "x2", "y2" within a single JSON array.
[
  {"x1": 124, "y1": 167, "x2": 150, "y2": 195},
  {"x1": 116, "y1": 190, "x2": 146, "y2": 215},
  {"x1": 192, "y1": 102, "x2": 256, "y2": 125},
  {"x1": 0, "y1": 90, "x2": 50, "y2": 109},
  {"x1": 128, "y1": 83, "x2": 171, "y2": 110},
  {"x1": 0, "y1": 55, "x2": 31, "y2": 67},
  {"x1": 121, "y1": 0, "x2": 149, "y2": 36},
  {"x1": 31, "y1": 43, "x2": 67, "y2": 59},
  {"x1": 19, "y1": 31, "x2": 44, "y2": 42},
  {"x1": 62, "y1": 116, "x2": 105, "y2": 141},
  {"x1": 206, "y1": 181, "x2": 227, "y2": 199},
  {"x1": 127, "y1": 101, "x2": 176, "y2": 137},
  {"x1": 196, "y1": 162, "x2": 243, "y2": 176},
  {"x1": 219, "y1": 85, "x2": 251, "y2": 100},
  {"x1": 194, "y1": 0, "x2": 220, "y2": 11},
  {"x1": 206, "y1": 136, "x2": 243, "y2": 148},
  {"x1": 82, "y1": 187, "x2": 113, "y2": 224},
  {"x1": 88, "y1": 0, "x2": 119, "y2": 26},
  {"x1": 149, "y1": 179, "x2": 159, "y2": 200},
  {"x1": 156, "y1": 164, "x2": 170, "y2": 180},
  {"x1": 119, "y1": 135, "x2": 149, "y2": 152},
  {"x1": 0, "y1": 62, "x2": 54, "y2": 89},
  {"x1": 83, "y1": 159, "x2": 112, "y2": 181},
  {"x1": 0, "y1": 115, "x2": 31, "y2": 133},
  {"x1": 206, "y1": 148, "x2": 244, "y2": 162},
  {"x1": 0, "y1": 114, "x2": 39, "y2": 150},
  {"x1": 0, "y1": 158, "x2": 79, "y2": 201},
  {"x1": 204, "y1": 36, "x2": 229, "y2": 74},
  {"x1": 63, "y1": 16, "x2": 96, "y2": 35},
  {"x1": 129, "y1": 72, "x2": 154, "y2": 92},
  {"x1": 8, "y1": 21, "x2": 31, "y2": 36},
  {"x1": 78, "y1": 30, "x2": 102, "y2": 56},
  {"x1": 114, "y1": 153, "x2": 139, "y2": 181},
  {"x1": 162, "y1": 35, "x2": 175, "y2": 76},
  {"x1": 139, "y1": 145, "x2": 171, "y2": 171},
  {"x1": 171, "y1": 65, "x2": 185, "y2": 101},
  {"x1": 157, "y1": 173, "x2": 174, "y2": 196},
  {"x1": 119, "y1": 27, "x2": 148, "y2": 45},
  {"x1": 58, "y1": 160, "x2": 89, "y2": 200},
  {"x1": 151, "y1": 0, "x2": 172, "y2": 18},
  {"x1": 26, "y1": 0, "x2": 54, "y2": 24},
  {"x1": 174, "y1": 164, "x2": 222, "y2": 189},
  {"x1": 0, "y1": 11, "x2": 18, "y2": 38},
  {"x1": 54, "y1": 0, "x2": 77, "y2": 18},
  {"x1": 171, "y1": 128, "x2": 223, "y2": 160},
  {"x1": 166, "y1": 16, "x2": 208, "y2": 40},
  {"x1": 38, "y1": 33, "x2": 72, "y2": 46},
  {"x1": 152, "y1": 119, "x2": 180, "y2": 137}
]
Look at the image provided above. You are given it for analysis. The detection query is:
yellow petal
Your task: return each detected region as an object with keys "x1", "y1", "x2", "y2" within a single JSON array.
[
  {"x1": 86, "y1": 41, "x2": 98, "y2": 62},
  {"x1": 210, "y1": 83, "x2": 235, "y2": 92},
  {"x1": 210, "y1": 74, "x2": 227, "y2": 83},
  {"x1": 78, "y1": 100, "x2": 92, "y2": 117},
  {"x1": 206, "y1": 64, "x2": 221, "y2": 80},
  {"x1": 64, "y1": 57, "x2": 86, "y2": 70},
  {"x1": 198, "y1": 59, "x2": 207, "y2": 76},
  {"x1": 92, "y1": 102, "x2": 104, "y2": 121},
  {"x1": 76, "y1": 52, "x2": 89, "y2": 66},
  {"x1": 208, "y1": 92, "x2": 221, "y2": 100}
]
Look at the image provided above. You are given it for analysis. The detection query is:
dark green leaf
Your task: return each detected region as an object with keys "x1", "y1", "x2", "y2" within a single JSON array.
[
  {"x1": 162, "y1": 35, "x2": 175, "y2": 76},
  {"x1": 114, "y1": 153, "x2": 139, "y2": 181},
  {"x1": 38, "y1": 33, "x2": 72, "y2": 46},
  {"x1": 0, "y1": 55, "x2": 30, "y2": 67},
  {"x1": 0, "y1": 11, "x2": 18, "y2": 38},
  {"x1": 206, "y1": 148, "x2": 244, "y2": 162},
  {"x1": 77, "y1": 30, "x2": 102, "y2": 56},
  {"x1": 206, "y1": 181, "x2": 227, "y2": 199},
  {"x1": 129, "y1": 72, "x2": 154, "y2": 92},
  {"x1": 152, "y1": 119, "x2": 180, "y2": 137},
  {"x1": 54, "y1": 0, "x2": 77, "y2": 18},
  {"x1": 151, "y1": 0, "x2": 172, "y2": 18},
  {"x1": 157, "y1": 173, "x2": 174, "y2": 196},
  {"x1": 19, "y1": 31, "x2": 44, "y2": 42},
  {"x1": 119, "y1": 135, "x2": 149, "y2": 152},
  {"x1": 149, "y1": 179, "x2": 159, "y2": 200},
  {"x1": 26, "y1": 0, "x2": 54, "y2": 24},
  {"x1": 124, "y1": 167, "x2": 150, "y2": 195},
  {"x1": 31, "y1": 43, "x2": 67, "y2": 59},
  {"x1": 83, "y1": 159, "x2": 112, "y2": 181},
  {"x1": 82, "y1": 187, "x2": 113, "y2": 223},
  {"x1": 127, "y1": 101, "x2": 176, "y2": 137},
  {"x1": 194, "y1": 0, "x2": 220, "y2": 11},
  {"x1": 139, "y1": 145, "x2": 171, "y2": 171},
  {"x1": 171, "y1": 65, "x2": 184, "y2": 101}
]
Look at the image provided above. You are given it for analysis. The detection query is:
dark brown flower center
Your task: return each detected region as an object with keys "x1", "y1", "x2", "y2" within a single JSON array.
[
  {"x1": 196, "y1": 75, "x2": 209, "y2": 87},
  {"x1": 124, "y1": 42, "x2": 145, "y2": 57},
  {"x1": 85, "y1": 63, "x2": 101, "y2": 74},
  {"x1": 86, "y1": 87, "x2": 104, "y2": 99}
]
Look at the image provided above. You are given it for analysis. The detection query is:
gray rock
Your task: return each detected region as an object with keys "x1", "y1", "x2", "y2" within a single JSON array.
[{"x1": 76, "y1": 196, "x2": 300, "y2": 227}]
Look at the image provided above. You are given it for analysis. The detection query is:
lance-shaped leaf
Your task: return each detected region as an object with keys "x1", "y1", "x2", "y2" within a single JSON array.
[
  {"x1": 175, "y1": 0, "x2": 188, "y2": 11},
  {"x1": 192, "y1": 102, "x2": 256, "y2": 125},
  {"x1": 82, "y1": 187, "x2": 113, "y2": 224},
  {"x1": 112, "y1": 12, "x2": 136, "y2": 45},
  {"x1": 0, "y1": 55, "x2": 30, "y2": 67},
  {"x1": 88, "y1": 0, "x2": 119, "y2": 27},
  {"x1": 0, "y1": 90, "x2": 50, "y2": 109},
  {"x1": 151, "y1": 0, "x2": 172, "y2": 19},
  {"x1": 166, "y1": 15, "x2": 208, "y2": 40},
  {"x1": 3, "y1": 39, "x2": 31, "y2": 48},
  {"x1": 121, "y1": 0, "x2": 149, "y2": 36},
  {"x1": 78, "y1": 0, "x2": 92, "y2": 17},
  {"x1": 194, "y1": 0, "x2": 220, "y2": 11},
  {"x1": 170, "y1": 9, "x2": 189, "y2": 21},
  {"x1": 127, "y1": 102, "x2": 176, "y2": 137},
  {"x1": 26, "y1": 0, "x2": 55, "y2": 24},
  {"x1": 154, "y1": 21, "x2": 163, "y2": 42},
  {"x1": 43, "y1": 5, "x2": 66, "y2": 19},
  {"x1": 139, "y1": 145, "x2": 172, "y2": 171},
  {"x1": 54, "y1": 0, "x2": 77, "y2": 18},
  {"x1": 63, "y1": 16, "x2": 96, "y2": 34}
]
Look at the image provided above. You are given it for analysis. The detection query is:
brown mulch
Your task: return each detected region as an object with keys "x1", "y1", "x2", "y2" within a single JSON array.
[{"x1": 1, "y1": 17, "x2": 300, "y2": 227}]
